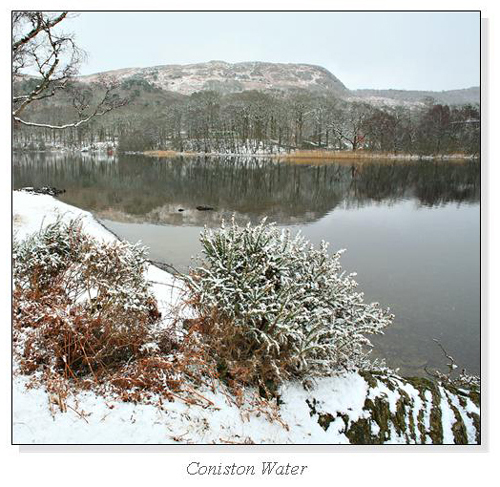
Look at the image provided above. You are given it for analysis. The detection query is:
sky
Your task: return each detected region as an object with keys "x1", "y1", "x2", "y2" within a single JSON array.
[{"x1": 62, "y1": 11, "x2": 480, "y2": 91}]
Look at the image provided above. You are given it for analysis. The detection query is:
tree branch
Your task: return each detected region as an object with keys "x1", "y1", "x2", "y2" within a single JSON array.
[
  {"x1": 12, "y1": 12, "x2": 67, "y2": 52},
  {"x1": 12, "y1": 12, "x2": 127, "y2": 130}
]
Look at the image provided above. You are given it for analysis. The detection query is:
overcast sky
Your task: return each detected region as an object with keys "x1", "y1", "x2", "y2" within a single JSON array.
[{"x1": 63, "y1": 11, "x2": 480, "y2": 91}]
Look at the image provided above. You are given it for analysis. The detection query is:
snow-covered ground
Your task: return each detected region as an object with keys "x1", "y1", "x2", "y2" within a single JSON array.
[
  {"x1": 12, "y1": 191, "x2": 480, "y2": 444},
  {"x1": 13, "y1": 368, "x2": 372, "y2": 444}
]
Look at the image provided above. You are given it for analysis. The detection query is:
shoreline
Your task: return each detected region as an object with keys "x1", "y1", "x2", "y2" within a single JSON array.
[
  {"x1": 142, "y1": 149, "x2": 478, "y2": 162},
  {"x1": 13, "y1": 147, "x2": 479, "y2": 162}
]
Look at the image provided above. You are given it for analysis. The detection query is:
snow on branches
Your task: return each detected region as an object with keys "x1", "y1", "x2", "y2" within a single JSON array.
[
  {"x1": 13, "y1": 218, "x2": 160, "y2": 377},
  {"x1": 186, "y1": 218, "x2": 394, "y2": 388}
]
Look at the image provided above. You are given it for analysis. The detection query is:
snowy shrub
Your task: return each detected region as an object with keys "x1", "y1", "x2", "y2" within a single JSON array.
[
  {"x1": 14, "y1": 217, "x2": 88, "y2": 291},
  {"x1": 186, "y1": 219, "x2": 394, "y2": 388},
  {"x1": 13, "y1": 218, "x2": 160, "y2": 377}
]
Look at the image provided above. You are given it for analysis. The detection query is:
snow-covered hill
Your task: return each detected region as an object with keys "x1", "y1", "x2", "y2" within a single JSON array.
[
  {"x1": 75, "y1": 60, "x2": 479, "y2": 106},
  {"x1": 78, "y1": 60, "x2": 349, "y2": 96},
  {"x1": 351, "y1": 86, "x2": 480, "y2": 107}
]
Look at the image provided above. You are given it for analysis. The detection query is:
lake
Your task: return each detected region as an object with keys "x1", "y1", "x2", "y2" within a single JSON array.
[{"x1": 13, "y1": 152, "x2": 480, "y2": 377}]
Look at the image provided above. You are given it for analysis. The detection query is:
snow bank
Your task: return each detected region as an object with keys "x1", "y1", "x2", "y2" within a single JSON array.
[{"x1": 13, "y1": 191, "x2": 116, "y2": 244}]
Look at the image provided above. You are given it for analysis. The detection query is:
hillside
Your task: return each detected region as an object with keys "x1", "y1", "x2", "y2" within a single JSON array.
[
  {"x1": 76, "y1": 60, "x2": 479, "y2": 106},
  {"x1": 352, "y1": 86, "x2": 480, "y2": 107},
  {"x1": 78, "y1": 60, "x2": 350, "y2": 97}
]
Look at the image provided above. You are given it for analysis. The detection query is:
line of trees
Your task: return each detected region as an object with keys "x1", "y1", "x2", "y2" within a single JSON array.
[
  {"x1": 115, "y1": 90, "x2": 480, "y2": 155},
  {"x1": 14, "y1": 87, "x2": 480, "y2": 156}
]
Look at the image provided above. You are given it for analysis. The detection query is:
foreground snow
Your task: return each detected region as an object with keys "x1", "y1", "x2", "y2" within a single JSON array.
[
  {"x1": 12, "y1": 191, "x2": 480, "y2": 444},
  {"x1": 13, "y1": 366, "x2": 480, "y2": 444},
  {"x1": 13, "y1": 372, "x2": 367, "y2": 444}
]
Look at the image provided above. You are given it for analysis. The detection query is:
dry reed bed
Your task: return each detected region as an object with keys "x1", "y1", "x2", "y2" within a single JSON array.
[
  {"x1": 142, "y1": 149, "x2": 477, "y2": 163},
  {"x1": 277, "y1": 150, "x2": 477, "y2": 163}
]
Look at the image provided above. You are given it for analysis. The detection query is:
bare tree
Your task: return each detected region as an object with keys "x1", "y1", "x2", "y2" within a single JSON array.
[
  {"x1": 328, "y1": 101, "x2": 373, "y2": 151},
  {"x1": 12, "y1": 11, "x2": 127, "y2": 129}
]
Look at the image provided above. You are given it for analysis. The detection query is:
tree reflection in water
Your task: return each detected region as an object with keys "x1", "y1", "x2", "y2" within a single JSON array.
[{"x1": 13, "y1": 153, "x2": 480, "y2": 226}]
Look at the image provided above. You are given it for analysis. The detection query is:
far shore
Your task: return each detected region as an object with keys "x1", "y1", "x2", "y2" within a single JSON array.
[
  {"x1": 12, "y1": 147, "x2": 479, "y2": 163},
  {"x1": 142, "y1": 149, "x2": 478, "y2": 162}
]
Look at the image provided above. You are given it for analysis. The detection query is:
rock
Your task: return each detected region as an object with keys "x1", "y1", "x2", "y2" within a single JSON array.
[{"x1": 303, "y1": 372, "x2": 480, "y2": 444}]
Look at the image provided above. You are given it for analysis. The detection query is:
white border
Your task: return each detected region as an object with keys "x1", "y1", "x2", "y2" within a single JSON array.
[{"x1": 2, "y1": 1, "x2": 497, "y2": 485}]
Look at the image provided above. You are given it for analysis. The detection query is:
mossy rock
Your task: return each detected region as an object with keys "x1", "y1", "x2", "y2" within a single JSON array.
[{"x1": 308, "y1": 372, "x2": 480, "y2": 444}]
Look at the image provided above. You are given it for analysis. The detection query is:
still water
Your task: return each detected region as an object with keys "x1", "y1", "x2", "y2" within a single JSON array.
[{"x1": 13, "y1": 152, "x2": 480, "y2": 376}]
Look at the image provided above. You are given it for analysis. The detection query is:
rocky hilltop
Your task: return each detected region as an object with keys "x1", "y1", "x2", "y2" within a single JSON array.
[
  {"x1": 79, "y1": 60, "x2": 350, "y2": 96},
  {"x1": 76, "y1": 60, "x2": 479, "y2": 106}
]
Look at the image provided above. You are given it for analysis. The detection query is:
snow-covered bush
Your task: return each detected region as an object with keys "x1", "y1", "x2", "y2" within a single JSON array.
[
  {"x1": 13, "y1": 218, "x2": 160, "y2": 376},
  {"x1": 186, "y1": 219, "x2": 394, "y2": 388},
  {"x1": 14, "y1": 217, "x2": 88, "y2": 291}
]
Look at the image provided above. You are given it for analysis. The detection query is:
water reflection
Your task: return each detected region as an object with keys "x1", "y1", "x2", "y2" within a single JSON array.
[{"x1": 13, "y1": 153, "x2": 480, "y2": 227}]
